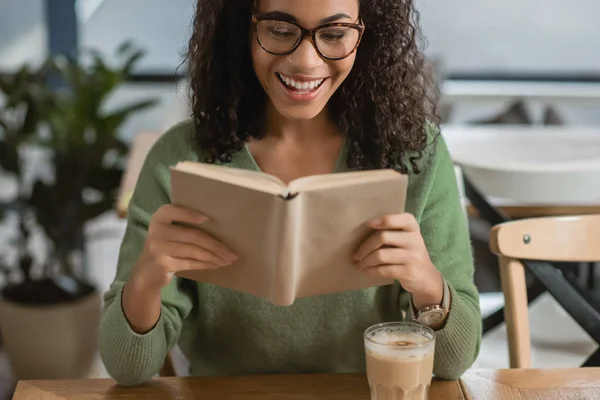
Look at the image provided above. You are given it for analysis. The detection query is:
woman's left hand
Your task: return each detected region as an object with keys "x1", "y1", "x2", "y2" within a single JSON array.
[{"x1": 354, "y1": 213, "x2": 445, "y2": 310}]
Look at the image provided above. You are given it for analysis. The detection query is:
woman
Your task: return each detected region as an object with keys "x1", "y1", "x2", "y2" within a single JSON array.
[{"x1": 99, "y1": 0, "x2": 481, "y2": 386}]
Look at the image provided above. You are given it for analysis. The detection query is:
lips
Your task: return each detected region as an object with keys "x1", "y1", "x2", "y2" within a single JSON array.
[{"x1": 276, "y1": 72, "x2": 326, "y2": 93}]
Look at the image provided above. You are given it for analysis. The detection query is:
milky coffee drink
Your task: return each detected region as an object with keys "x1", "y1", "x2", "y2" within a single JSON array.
[{"x1": 364, "y1": 322, "x2": 435, "y2": 400}]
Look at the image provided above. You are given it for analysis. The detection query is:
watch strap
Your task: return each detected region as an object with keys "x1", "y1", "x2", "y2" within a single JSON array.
[{"x1": 410, "y1": 278, "x2": 450, "y2": 323}]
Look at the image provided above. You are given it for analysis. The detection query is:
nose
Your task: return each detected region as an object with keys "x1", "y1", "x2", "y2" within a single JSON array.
[{"x1": 287, "y1": 37, "x2": 323, "y2": 70}]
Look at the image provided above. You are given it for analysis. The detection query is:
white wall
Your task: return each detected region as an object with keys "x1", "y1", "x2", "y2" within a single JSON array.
[
  {"x1": 417, "y1": 0, "x2": 599, "y2": 75},
  {"x1": 80, "y1": 0, "x2": 195, "y2": 72},
  {"x1": 81, "y1": 0, "x2": 600, "y2": 75},
  {"x1": 2, "y1": 0, "x2": 598, "y2": 75},
  {"x1": 0, "y1": 0, "x2": 47, "y2": 69}
]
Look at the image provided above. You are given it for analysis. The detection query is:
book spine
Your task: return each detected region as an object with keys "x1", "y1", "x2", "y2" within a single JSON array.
[{"x1": 269, "y1": 195, "x2": 301, "y2": 306}]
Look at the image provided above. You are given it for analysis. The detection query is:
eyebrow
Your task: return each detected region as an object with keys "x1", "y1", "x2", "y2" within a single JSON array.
[{"x1": 257, "y1": 11, "x2": 352, "y2": 25}]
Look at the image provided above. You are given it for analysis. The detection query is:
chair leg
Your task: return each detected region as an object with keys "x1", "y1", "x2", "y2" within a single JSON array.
[{"x1": 499, "y1": 257, "x2": 532, "y2": 368}]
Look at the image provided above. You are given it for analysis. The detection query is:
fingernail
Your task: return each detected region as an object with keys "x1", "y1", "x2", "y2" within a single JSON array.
[
  {"x1": 219, "y1": 260, "x2": 232, "y2": 266},
  {"x1": 368, "y1": 218, "x2": 381, "y2": 227},
  {"x1": 225, "y1": 253, "x2": 238, "y2": 261}
]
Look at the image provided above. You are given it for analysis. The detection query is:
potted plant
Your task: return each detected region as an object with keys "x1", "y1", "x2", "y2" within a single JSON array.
[{"x1": 0, "y1": 41, "x2": 157, "y2": 380}]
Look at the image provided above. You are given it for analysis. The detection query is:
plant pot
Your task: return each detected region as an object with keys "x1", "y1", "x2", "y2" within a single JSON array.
[{"x1": 0, "y1": 289, "x2": 101, "y2": 380}]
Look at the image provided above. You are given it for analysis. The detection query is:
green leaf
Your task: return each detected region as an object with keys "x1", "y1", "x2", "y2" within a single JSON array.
[
  {"x1": 82, "y1": 197, "x2": 115, "y2": 222},
  {"x1": 0, "y1": 138, "x2": 20, "y2": 174},
  {"x1": 86, "y1": 166, "x2": 123, "y2": 193},
  {"x1": 114, "y1": 138, "x2": 130, "y2": 154},
  {"x1": 116, "y1": 40, "x2": 135, "y2": 56},
  {"x1": 20, "y1": 91, "x2": 45, "y2": 136},
  {"x1": 120, "y1": 48, "x2": 145, "y2": 77},
  {"x1": 29, "y1": 180, "x2": 53, "y2": 205},
  {"x1": 88, "y1": 48, "x2": 108, "y2": 72},
  {"x1": 0, "y1": 74, "x2": 10, "y2": 94},
  {"x1": 101, "y1": 99, "x2": 157, "y2": 130},
  {"x1": 28, "y1": 180, "x2": 61, "y2": 245},
  {"x1": 5, "y1": 84, "x2": 28, "y2": 108}
]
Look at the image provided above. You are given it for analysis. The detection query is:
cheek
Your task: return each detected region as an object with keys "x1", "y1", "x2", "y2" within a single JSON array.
[
  {"x1": 330, "y1": 55, "x2": 357, "y2": 86},
  {"x1": 251, "y1": 36, "x2": 271, "y2": 82}
]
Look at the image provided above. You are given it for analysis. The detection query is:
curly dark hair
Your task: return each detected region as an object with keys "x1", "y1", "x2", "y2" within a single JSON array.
[{"x1": 186, "y1": 0, "x2": 440, "y2": 173}]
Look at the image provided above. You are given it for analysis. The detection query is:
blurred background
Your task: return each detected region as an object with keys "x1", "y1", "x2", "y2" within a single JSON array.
[{"x1": 1, "y1": 0, "x2": 599, "y2": 397}]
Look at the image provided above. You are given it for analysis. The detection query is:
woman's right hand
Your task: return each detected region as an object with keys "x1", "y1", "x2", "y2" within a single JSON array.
[{"x1": 131, "y1": 204, "x2": 238, "y2": 292}]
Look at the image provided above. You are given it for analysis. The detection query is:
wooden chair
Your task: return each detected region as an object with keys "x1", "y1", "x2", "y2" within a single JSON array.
[{"x1": 489, "y1": 214, "x2": 600, "y2": 368}]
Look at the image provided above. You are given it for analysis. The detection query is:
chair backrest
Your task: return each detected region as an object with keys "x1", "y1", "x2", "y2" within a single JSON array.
[
  {"x1": 491, "y1": 214, "x2": 600, "y2": 263},
  {"x1": 489, "y1": 214, "x2": 600, "y2": 368}
]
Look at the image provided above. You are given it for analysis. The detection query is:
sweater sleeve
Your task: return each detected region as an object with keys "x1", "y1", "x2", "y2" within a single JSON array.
[
  {"x1": 418, "y1": 132, "x2": 482, "y2": 380},
  {"x1": 99, "y1": 132, "x2": 195, "y2": 386}
]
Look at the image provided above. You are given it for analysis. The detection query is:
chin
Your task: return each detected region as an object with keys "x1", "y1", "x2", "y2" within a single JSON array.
[{"x1": 273, "y1": 103, "x2": 327, "y2": 121}]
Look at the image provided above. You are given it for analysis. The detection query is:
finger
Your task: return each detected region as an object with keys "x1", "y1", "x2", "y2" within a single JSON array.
[
  {"x1": 165, "y1": 242, "x2": 233, "y2": 267},
  {"x1": 354, "y1": 230, "x2": 415, "y2": 261},
  {"x1": 154, "y1": 204, "x2": 209, "y2": 226},
  {"x1": 160, "y1": 224, "x2": 237, "y2": 261},
  {"x1": 368, "y1": 213, "x2": 419, "y2": 232},
  {"x1": 355, "y1": 248, "x2": 410, "y2": 270},
  {"x1": 362, "y1": 265, "x2": 402, "y2": 280},
  {"x1": 167, "y1": 257, "x2": 222, "y2": 272}
]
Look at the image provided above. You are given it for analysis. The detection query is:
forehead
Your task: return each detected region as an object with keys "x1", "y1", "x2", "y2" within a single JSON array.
[{"x1": 255, "y1": 0, "x2": 359, "y2": 24}]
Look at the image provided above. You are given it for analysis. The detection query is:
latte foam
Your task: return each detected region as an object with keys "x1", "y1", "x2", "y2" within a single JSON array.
[{"x1": 366, "y1": 332, "x2": 434, "y2": 361}]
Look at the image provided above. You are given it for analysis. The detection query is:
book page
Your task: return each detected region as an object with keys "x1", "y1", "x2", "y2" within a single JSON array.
[
  {"x1": 171, "y1": 168, "x2": 286, "y2": 299},
  {"x1": 291, "y1": 173, "x2": 408, "y2": 299},
  {"x1": 287, "y1": 169, "x2": 402, "y2": 192},
  {"x1": 173, "y1": 161, "x2": 288, "y2": 196}
]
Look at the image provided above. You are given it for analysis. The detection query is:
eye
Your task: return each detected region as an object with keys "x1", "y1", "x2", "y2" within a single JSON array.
[
  {"x1": 318, "y1": 28, "x2": 350, "y2": 43},
  {"x1": 267, "y1": 23, "x2": 297, "y2": 40}
]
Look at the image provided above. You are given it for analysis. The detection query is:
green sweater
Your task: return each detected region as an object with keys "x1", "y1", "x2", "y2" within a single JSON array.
[{"x1": 99, "y1": 120, "x2": 481, "y2": 386}]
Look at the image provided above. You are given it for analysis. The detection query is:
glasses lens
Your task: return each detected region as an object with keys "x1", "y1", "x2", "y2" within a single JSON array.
[
  {"x1": 256, "y1": 20, "x2": 301, "y2": 54},
  {"x1": 316, "y1": 26, "x2": 361, "y2": 59}
]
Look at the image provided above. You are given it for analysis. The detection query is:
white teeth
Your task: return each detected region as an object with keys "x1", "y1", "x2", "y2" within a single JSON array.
[{"x1": 277, "y1": 73, "x2": 324, "y2": 92}]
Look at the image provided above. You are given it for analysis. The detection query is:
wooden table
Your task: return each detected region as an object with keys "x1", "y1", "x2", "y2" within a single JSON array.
[
  {"x1": 443, "y1": 125, "x2": 600, "y2": 219},
  {"x1": 12, "y1": 369, "x2": 600, "y2": 399},
  {"x1": 461, "y1": 368, "x2": 600, "y2": 399}
]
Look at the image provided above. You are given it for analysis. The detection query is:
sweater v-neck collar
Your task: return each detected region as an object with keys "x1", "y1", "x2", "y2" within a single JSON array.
[{"x1": 231, "y1": 140, "x2": 349, "y2": 174}]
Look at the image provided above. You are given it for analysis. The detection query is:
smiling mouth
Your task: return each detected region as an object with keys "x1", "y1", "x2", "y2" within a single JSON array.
[{"x1": 276, "y1": 72, "x2": 327, "y2": 94}]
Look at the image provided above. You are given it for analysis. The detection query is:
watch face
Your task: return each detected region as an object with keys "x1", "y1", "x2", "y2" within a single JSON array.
[{"x1": 418, "y1": 309, "x2": 445, "y2": 325}]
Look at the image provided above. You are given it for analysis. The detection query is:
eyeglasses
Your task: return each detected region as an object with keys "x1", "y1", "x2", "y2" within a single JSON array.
[{"x1": 252, "y1": 15, "x2": 365, "y2": 61}]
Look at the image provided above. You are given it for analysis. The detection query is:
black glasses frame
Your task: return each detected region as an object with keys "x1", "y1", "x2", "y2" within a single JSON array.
[{"x1": 252, "y1": 15, "x2": 365, "y2": 61}]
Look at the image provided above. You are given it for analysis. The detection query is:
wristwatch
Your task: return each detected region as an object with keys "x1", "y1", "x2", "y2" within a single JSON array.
[{"x1": 410, "y1": 278, "x2": 450, "y2": 327}]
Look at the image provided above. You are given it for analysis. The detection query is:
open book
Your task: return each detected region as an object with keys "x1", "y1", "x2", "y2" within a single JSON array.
[{"x1": 170, "y1": 162, "x2": 408, "y2": 306}]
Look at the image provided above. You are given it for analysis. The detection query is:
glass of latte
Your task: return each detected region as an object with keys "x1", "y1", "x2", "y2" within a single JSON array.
[{"x1": 364, "y1": 322, "x2": 435, "y2": 400}]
